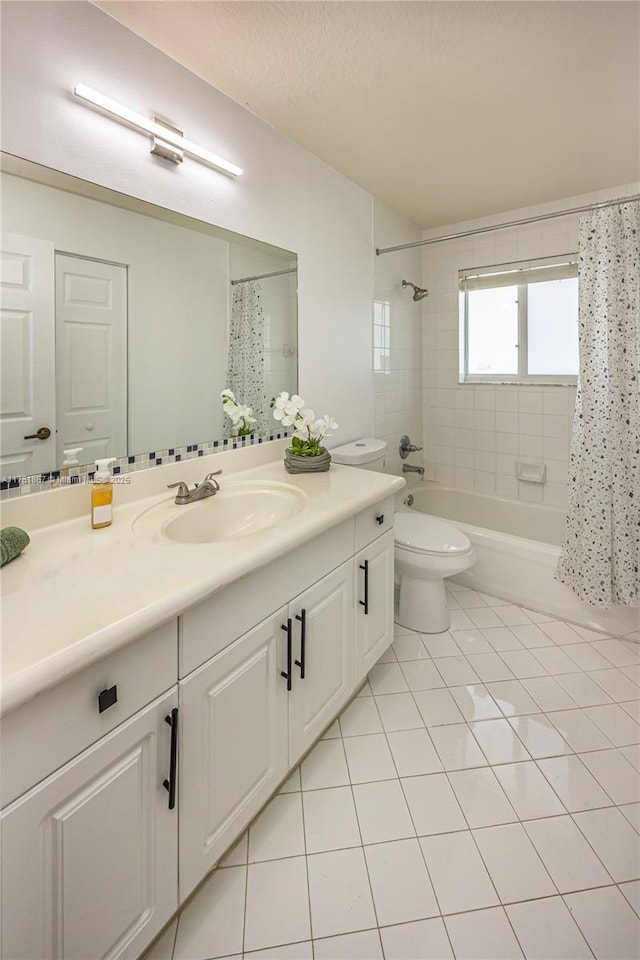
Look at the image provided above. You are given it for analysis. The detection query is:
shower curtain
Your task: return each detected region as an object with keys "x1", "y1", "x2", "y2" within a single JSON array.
[
  {"x1": 556, "y1": 199, "x2": 639, "y2": 608},
  {"x1": 224, "y1": 280, "x2": 269, "y2": 437}
]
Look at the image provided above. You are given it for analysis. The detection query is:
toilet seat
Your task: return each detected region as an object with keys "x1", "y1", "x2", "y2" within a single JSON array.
[{"x1": 394, "y1": 511, "x2": 472, "y2": 557}]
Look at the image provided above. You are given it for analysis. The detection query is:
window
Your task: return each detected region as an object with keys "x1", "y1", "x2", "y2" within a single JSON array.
[
  {"x1": 459, "y1": 255, "x2": 579, "y2": 383},
  {"x1": 373, "y1": 299, "x2": 391, "y2": 373}
]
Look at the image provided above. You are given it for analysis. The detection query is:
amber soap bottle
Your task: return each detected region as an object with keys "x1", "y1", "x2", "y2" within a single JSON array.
[{"x1": 91, "y1": 458, "x2": 116, "y2": 529}]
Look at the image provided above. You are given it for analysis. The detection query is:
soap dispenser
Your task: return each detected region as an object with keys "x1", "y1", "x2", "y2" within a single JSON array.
[{"x1": 91, "y1": 458, "x2": 116, "y2": 529}]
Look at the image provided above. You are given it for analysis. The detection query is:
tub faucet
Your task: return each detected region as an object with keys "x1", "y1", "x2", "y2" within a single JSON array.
[
  {"x1": 399, "y1": 434, "x2": 422, "y2": 459},
  {"x1": 402, "y1": 463, "x2": 425, "y2": 477},
  {"x1": 168, "y1": 470, "x2": 222, "y2": 504}
]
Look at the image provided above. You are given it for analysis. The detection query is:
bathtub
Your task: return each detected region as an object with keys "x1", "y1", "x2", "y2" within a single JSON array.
[{"x1": 403, "y1": 484, "x2": 637, "y2": 637}]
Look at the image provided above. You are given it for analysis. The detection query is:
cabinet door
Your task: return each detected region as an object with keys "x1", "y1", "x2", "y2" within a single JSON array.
[
  {"x1": 288, "y1": 561, "x2": 354, "y2": 764},
  {"x1": 1, "y1": 690, "x2": 178, "y2": 960},
  {"x1": 179, "y1": 609, "x2": 289, "y2": 900},
  {"x1": 355, "y1": 529, "x2": 395, "y2": 682}
]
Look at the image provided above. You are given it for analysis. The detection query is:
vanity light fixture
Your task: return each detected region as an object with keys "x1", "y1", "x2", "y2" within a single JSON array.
[{"x1": 73, "y1": 83, "x2": 243, "y2": 178}]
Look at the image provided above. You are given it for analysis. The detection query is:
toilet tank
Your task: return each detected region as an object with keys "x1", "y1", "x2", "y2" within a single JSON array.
[{"x1": 331, "y1": 438, "x2": 388, "y2": 471}]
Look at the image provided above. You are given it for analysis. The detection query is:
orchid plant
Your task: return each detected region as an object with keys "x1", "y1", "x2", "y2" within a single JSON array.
[
  {"x1": 221, "y1": 389, "x2": 258, "y2": 437},
  {"x1": 271, "y1": 392, "x2": 339, "y2": 456}
]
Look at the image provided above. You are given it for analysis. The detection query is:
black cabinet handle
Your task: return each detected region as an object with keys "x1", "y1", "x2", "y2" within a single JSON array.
[
  {"x1": 295, "y1": 609, "x2": 306, "y2": 679},
  {"x1": 281, "y1": 619, "x2": 293, "y2": 691},
  {"x1": 376, "y1": 514, "x2": 384, "y2": 525},
  {"x1": 97, "y1": 684, "x2": 118, "y2": 714},
  {"x1": 163, "y1": 707, "x2": 178, "y2": 811},
  {"x1": 359, "y1": 560, "x2": 369, "y2": 615}
]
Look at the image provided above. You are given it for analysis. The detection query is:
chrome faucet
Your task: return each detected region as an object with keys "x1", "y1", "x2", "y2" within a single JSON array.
[
  {"x1": 399, "y1": 434, "x2": 422, "y2": 459},
  {"x1": 402, "y1": 463, "x2": 425, "y2": 477},
  {"x1": 168, "y1": 470, "x2": 222, "y2": 505}
]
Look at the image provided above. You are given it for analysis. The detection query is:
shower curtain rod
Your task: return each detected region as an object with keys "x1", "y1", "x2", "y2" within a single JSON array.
[
  {"x1": 230, "y1": 267, "x2": 297, "y2": 285},
  {"x1": 375, "y1": 192, "x2": 640, "y2": 255}
]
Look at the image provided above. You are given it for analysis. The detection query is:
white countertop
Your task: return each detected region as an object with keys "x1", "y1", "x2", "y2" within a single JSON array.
[{"x1": 1, "y1": 459, "x2": 404, "y2": 715}]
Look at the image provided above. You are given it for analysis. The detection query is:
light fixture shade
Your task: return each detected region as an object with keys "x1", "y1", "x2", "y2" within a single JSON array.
[{"x1": 73, "y1": 83, "x2": 243, "y2": 177}]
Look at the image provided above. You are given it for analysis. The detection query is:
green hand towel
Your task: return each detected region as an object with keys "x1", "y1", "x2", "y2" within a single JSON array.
[{"x1": 1, "y1": 527, "x2": 30, "y2": 566}]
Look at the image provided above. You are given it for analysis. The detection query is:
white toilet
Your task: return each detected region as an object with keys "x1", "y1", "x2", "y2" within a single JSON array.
[{"x1": 331, "y1": 438, "x2": 476, "y2": 634}]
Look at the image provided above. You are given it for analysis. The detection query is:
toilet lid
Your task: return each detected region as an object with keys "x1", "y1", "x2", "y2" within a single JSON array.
[{"x1": 394, "y1": 511, "x2": 472, "y2": 555}]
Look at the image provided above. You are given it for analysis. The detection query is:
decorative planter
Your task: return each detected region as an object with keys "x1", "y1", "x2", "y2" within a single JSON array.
[{"x1": 284, "y1": 447, "x2": 331, "y2": 474}]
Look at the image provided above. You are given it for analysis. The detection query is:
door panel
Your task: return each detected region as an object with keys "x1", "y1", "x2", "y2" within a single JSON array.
[{"x1": 355, "y1": 530, "x2": 395, "y2": 681}]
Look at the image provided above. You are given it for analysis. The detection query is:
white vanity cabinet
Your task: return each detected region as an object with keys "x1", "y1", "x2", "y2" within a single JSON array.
[
  {"x1": 1, "y1": 689, "x2": 179, "y2": 960},
  {"x1": 355, "y1": 528, "x2": 395, "y2": 681}
]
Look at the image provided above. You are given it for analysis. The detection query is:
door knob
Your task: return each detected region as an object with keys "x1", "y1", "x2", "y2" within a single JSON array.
[{"x1": 23, "y1": 427, "x2": 51, "y2": 440}]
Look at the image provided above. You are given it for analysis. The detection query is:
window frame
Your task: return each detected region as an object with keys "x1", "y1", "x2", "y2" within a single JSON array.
[{"x1": 460, "y1": 254, "x2": 579, "y2": 385}]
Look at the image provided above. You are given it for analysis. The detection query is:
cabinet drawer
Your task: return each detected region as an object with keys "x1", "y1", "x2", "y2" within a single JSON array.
[
  {"x1": 355, "y1": 496, "x2": 394, "y2": 552},
  {"x1": 0, "y1": 619, "x2": 177, "y2": 808},
  {"x1": 180, "y1": 519, "x2": 354, "y2": 677}
]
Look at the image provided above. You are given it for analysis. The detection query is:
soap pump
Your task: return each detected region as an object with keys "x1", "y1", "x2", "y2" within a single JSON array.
[{"x1": 91, "y1": 458, "x2": 116, "y2": 529}]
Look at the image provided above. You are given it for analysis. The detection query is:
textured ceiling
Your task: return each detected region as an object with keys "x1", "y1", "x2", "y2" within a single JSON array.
[{"x1": 96, "y1": 1, "x2": 640, "y2": 229}]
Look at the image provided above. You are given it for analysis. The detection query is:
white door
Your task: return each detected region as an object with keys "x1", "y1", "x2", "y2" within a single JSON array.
[
  {"x1": 288, "y1": 561, "x2": 354, "y2": 764},
  {"x1": 179, "y1": 609, "x2": 289, "y2": 900},
  {"x1": 355, "y1": 530, "x2": 396, "y2": 682},
  {"x1": 1, "y1": 690, "x2": 178, "y2": 960},
  {"x1": 55, "y1": 254, "x2": 127, "y2": 466},
  {"x1": 0, "y1": 232, "x2": 56, "y2": 476}
]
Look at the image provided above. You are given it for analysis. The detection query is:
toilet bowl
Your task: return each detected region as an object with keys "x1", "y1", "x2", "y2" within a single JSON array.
[{"x1": 394, "y1": 511, "x2": 476, "y2": 634}]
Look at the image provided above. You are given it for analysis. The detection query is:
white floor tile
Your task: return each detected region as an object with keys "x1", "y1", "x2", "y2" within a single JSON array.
[
  {"x1": 395, "y1": 623, "x2": 418, "y2": 638},
  {"x1": 500, "y1": 649, "x2": 549, "y2": 679},
  {"x1": 374, "y1": 692, "x2": 424, "y2": 731},
  {"x1": 619, "y1": 880, "x2": 640, "y2": 917},
  {"x1": 356, "y1": 680, "x2": 373, "y2": 697},
  {"x1": 412, "y1": 688, "x2": 464, "y2": 726},
  {"x1": 534, "y1": 646, "x2": 582, "y2": 675},
  {"x1": 620, "y1": 802, "x2": 640, "y2": 833},
  {"x1": 562, "y1": 643, "x2": 613, "y2": 672},
  {"x1": 392, "y1": 634, "x2": 430, "y2": 661},
  {"x1": 141, "y1": 920, "x2": 177, "y2": 960},
  {"x1": 585, "y1": 703, "x2": 640, "y2": 746},
  {"x1": 365, "y1": 838, "x2": 439, "y2": 925},
  {"x1": 508, "y1": 714, "x2": 572, "y2": 759},
  {"x1": 352, "y1": 779, "x2": 415, "y2": 844},
  {"x1": 307, "y1": 847, "x2": 376, "y2": 940},
  {"x1": 564, "y1": 886, "x2": 640, "y2": 959},
  {"x1": 523, "y1": 815, "x2": 611, "y2": 892},
  {"x1": 521, "y1": 608, "x2": 555, "y2": 624},
  {"x1": 521, "y1": 676, "x2": 578, "y2": 712},
  {"x1": 592, "y1": 639, "x2": 640, "y2": 668},
  {"x1": 621, "y1": 664, "x2": 640, "y2": 685},
  {"x1": 455, "y1": 589, "x2": 488, "y2": 609},
  {"x1": 448, "y1": 767, "x2": 518, "y2": 828},
  {"x1": 244, "y1": 857, "x2": 310, "y2": 953},
  {"x1": 419, "y1": 831, "x2": 499, "y2": 914},
  {"x1": 445, "y1": 906, "x2": 523, "y2": 959},
  {"x1": 506, "y1": 896, "x2": 593, "y2": 960},
  {"x1": 321, "y1": 719, "x2": 341, "y2": 739},
  {"x1": 465, "y1": 652, "x2": 515, "y2": 682},
  {"x1": 449, "y1": 609, "x2": 476, "y2": 631},
  {"x1": 451, "y1": 627, "x2": 493, "y2": 654},
  {"x1": 510, "y1": 623, "x2": 554, "y2": 649},
  {"x1": 549, "y1": 708, "x2": 614, "y2": 752},
  {"x1": 555, "y1": 672, "x2": 612, "y2": 707},
  {"x1": 246, "y1": 942, "x2": 312, "y2": 959},
  {"x1": 539, "y1": 621, "x2": 584, "y2": 644},
  {"x1": 302, "y1": 786, "x2": 361, "y2": 854},
  {"x1": 400, "y1": 660, "x2": 446, "y2": 691},
  {"x1": 402, "y1": 772, "x2": 467, "y2": 835},
  {"x1": 467, "y1": 608, "x2": 504, "y2": 630},
  {"x1": 451, "y1": 683, "x2": 503, "y2": 721},
  {"x1": 248, "y1": 793, "x2": 305, "y2": 862},
  {"x1": 301, "y1": 739, "x2": 349, "y2": 791},
  {"x1": 379, "y1": 917, "x2": 453, "y2": 960},
  {"x1": 386, "y1": 728, "x2": 443, "y2": 776},
  {"x1": 313, "y1": 929, "x2": 382, "y2": 960},
  {"x1": 473, "y1": 822, "x2": 556, "y2": 903},
  {"x1": 619, "y1": 744, "x2": 640, "y2": 771},
  {"x1": 493, "y1": 760, "x2": 565, "y2": 820},
  {"x1": 421, "y1": 632, "x2": 461, "y2": 658},
  {"x1": 579, "y1": 749, "x2": 640, "y2": 804},
  {"x1": 219, "y1": 830, "x2": 248, "y2": 867},
  {"x1": 573, "y1": 807, "x2": 640, "y2": 882},
  {"x1": 434, "y1": 656, "x2": 480, "y2": 687},
  {"x1": 470, "y1": 718, "x2": 531, "y2": 764},
  {"x1": 481, "y1": 626, "x2": 524, "y2": 651},
  {"x1": 338, "y1": 697, "x2": 383, "y2": 737},
  {"x1": 589, "y1": 668, "x2": 639, "y2": 702},
  {"x1": 495, "y1": 605, "x2": 533, "y2": 627},
  {"x1": 537, "y1": 754, "x2": 613, "y2": 811},
  {"x1": 484, "y1": 679, "x2": 540, "y2": 717},
  {"x1": 429, "y1": 723, "x2": 488, "y2": 770},
  {"x1": 621, "y1": 699, "x2": 640, "y2": 721},
  {"x1": 174, "y1": 865, "x2": 246, "y2": 960},
  {"x1": 368, "y1": 661, "x2": 410, "y2": 695},
  {"x1": 343, "y1": 732, "x2": 398, "y2": 783}
]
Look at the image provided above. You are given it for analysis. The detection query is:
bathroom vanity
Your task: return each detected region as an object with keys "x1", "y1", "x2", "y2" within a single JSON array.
[{"x1": 0, "y1": 453, "x2": 403, "y2": 960}]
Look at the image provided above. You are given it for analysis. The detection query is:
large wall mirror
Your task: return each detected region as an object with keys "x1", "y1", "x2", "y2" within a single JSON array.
[{"x1": 0, "y1": 153, "x2": 298, "y2": 481}]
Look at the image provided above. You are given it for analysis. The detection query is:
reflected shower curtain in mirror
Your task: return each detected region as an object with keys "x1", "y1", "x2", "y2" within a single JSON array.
[
  {"x1": 556, "y1": 199, "x2": 639, "y2": 608},
  {"x1": 225, "y1": 280, "x2": 269, "y2": 437}
]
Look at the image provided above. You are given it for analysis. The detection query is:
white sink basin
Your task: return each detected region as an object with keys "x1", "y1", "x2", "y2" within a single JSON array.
[{"x1": 133, "y1": 480, "x2": 307, "y2": 544}]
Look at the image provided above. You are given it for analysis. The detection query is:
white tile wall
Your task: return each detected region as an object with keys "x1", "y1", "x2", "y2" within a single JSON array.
[{"x1": 421, "y1": 182, "x2": 640, "y2": 504}]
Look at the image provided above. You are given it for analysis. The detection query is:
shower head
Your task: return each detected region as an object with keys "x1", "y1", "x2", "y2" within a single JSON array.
[{"x1": 402, "y1": 279, "x2": 429, "y2": 302}]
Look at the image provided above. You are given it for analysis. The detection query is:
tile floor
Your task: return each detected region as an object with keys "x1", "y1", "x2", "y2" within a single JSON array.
[{"x1": 147, "y1": 586, "x2": 640, "y2": 960}]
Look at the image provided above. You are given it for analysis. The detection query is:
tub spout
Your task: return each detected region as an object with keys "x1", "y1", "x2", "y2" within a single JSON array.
[{"x1": 402, "y1": 463, "x2": 424, "y2": 477}]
